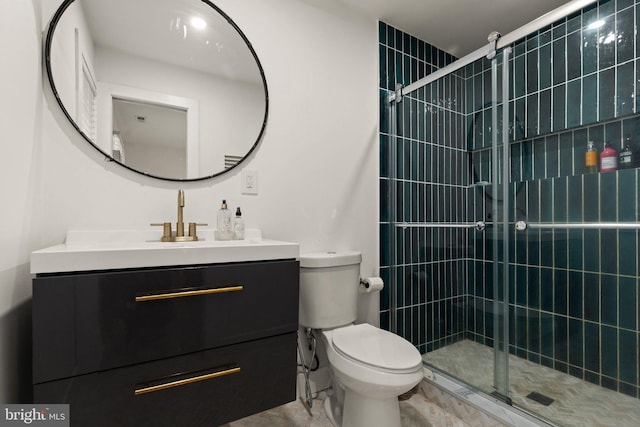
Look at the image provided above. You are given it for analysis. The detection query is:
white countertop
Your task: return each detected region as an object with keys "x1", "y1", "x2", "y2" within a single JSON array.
[{"x1": 31, "y1": 229, "x2": 299, "y2": 274}]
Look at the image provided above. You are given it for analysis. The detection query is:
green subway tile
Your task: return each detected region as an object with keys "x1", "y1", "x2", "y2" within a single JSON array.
[
  {"x1": 598, "y1": 0, "x2": 615, "y2": 18},
  {"x1": 619, "y1": 276, "x2": 637, "y2": 330},
  {"x1": 569, "y1": 229, "x2": 584, "y2": 270},
  {"x1": 526, "y1": 33, "x2": 539, "y2": 51},
  {"x1": 569, "y1": 271, "x2": 583, "y2": 318},
  {"x1": 567, "y1": 11, "x2": 582, "y2": 34},
  {"x1": 618, "y1": 169, "x2": 637, "y2": 221},
  {"x1": 617, "y1": 0, "x2": 633, "y2": 10},
  {"x1": 599, "y1": 17, "x2": 616, "y2": 69},
  {"x1": 567, "y1": 175, "x2": 583, "y2": 222},
  {"x1": 584, "y1": 321, "x2": 600, "y2": 372},
  {"x1": 583, "y1": 173, "x2": 599, "y2": 221},
  {"x1": 514, "y1": 55, "x2": 526, "y2": 98},
  {"x1": 569, "y1": 318, "x2": 584, "y2": 366},
  {"x1": 567, "y1": 32, "x2": 582, "y2": 80},
  {"x1": 541, "y1": 268, "x2": 553, "y2": 311},
  {"x1": 601, "y1": 325, "x2": 618, "y2": 378},
  {"x1": 619, "y1": 329, "x2": 637, "y2": 385},
  {"x1": 574, "y1": 128, "x2": 588, "y2": 175},
  {"x1": 582, "y1": 27, "x2": 598, "y2": 75},
  {"x1": 584, "y1": 229, "x2": 601, "y2": 272},
  {"x1": 618, "y1": 229, "x2": 637, "y2": 276},
  {"x1": 521, "y1": 139, "x2": 533, "y2": 180},
  {"x1": 528, "y1": 267, "x2": 540, "y2": 309},
  {"x1": 534, "y1": 138, "x2": 546, "y2": 179},
  {"x1": 600, "y1": 229, "x2": 618, "y2": 274},
  {"x1": 540, "y1": 90, "x2": 552, "y2": 135},
  {"x1": 554, "y1": 315, "x2": 568, "y2": 362},
  {"x1": 637, "y1": 6, "x2": 640, "y2": 60},
  {"x1": 584, "y1": 273, "x2": 600, "y2": 322},
  {"x1": 617, "y1": 61, "x2": 634, "y2": 117},
  {"x1": 514, "y1": 307, "x2": 526, "y2": 348},
  {"x1": 588, "y1": 124, "x2": 604, "y2": 147},
  {"x1": 617, "y1": 8, "x2": 634, "y2": 63},
  {"x1": 600, "y1": 171, "x2": 617, "y2": 221},
  {"x1": 540, "y1": 28, "x2": 552, "y2": 46},
  {"x1": 540, "y1": 179, "x2": 553, "y2": 222},
  {"x1": 516, "y1": 266, "x2": 527, "y2": 306},
  {"x1": 555, "y1": 229, "x2": 569, "y2": 269},
  {"x1": 636, "y1": 60, "x2": 640, "y2": 113},
  {"x1": 553, "y1": 176, "x2": 568, "y2": 221},
  {"x1": 514, "y1": 39, "x2": 526, "y2": 58},
  {"x1": 541, "y1": 315, "x2": 554, "y2": 358},
  {"x1": 567, "y1": 80, "x2": 582, "y2": 128},
  {"x1": 528, "y1": 309, "x2": 540, "y2": 353},
  {"x1": 553, "y1": 20, "x2": 567, "y2": 39},
  {"x1": 559, "y1": 131, "x2": 573, "y2": 176},
  {"x1": 546, "y1": 135, "x2": 559, "y2": 177},
  {"x1": 600, "y1": 274, "x2": 618, "y2": 326},
  {"x1": 511, "y1": 142, "x2": 522, "y2": 181},
  {"x1": 582, "y1": 74, "x2": 598, "y2": 124},
  {"x1": 380, "y1": 179, "x2": 389, "y2": 222},
  {"x1": 553, "y1": 38, "x2": 566, "y2": 85},
  {"x1": 539, "y1": 44, "x2": 551, "y2": 90},
  {"x1": 599, "y1": 68, "x2": 616, "y2": 121},
  {"x1": 605, "y1": 120, "x2": 622, "y2": 147},
  {"x1": 379, "y1": 45, "x2": 387, "y2": 88},
  {"x1": 527, "y1": 50, "x2": 538, "y2": 94},
  {"x1": 378, "y1": 21, "x2": 387, "y2": 44},
  {"x1": 554, "y1": 270, "x2": 569, "y2": 315}
]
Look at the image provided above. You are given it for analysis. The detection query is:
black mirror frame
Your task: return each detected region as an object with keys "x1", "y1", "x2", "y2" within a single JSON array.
[{"x1": 44, "y1": 0, "x2": 269, "y2": 182}]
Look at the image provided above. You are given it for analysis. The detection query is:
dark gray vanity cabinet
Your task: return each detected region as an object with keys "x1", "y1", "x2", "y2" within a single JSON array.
[{"x1": 32, "y1": 259, "x2": 299, "y2": 426}]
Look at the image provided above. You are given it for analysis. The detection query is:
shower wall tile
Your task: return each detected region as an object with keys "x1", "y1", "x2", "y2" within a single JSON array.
[
  {"x1": 379, "y1": 22, "x2": 465, "y2": 351},
  {"x1": 380, "y1": 0, "x2": 640, "y2": 402}
]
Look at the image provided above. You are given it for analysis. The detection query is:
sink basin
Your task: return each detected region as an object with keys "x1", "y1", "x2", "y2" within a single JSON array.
[{"x1": 31, "y1": 229, "x2": 299, "y2": 274}]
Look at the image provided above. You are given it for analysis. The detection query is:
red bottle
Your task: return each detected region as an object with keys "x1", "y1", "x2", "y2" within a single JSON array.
[{"x1": 600, "y1": 142, "x2": 618, "y2": 172}]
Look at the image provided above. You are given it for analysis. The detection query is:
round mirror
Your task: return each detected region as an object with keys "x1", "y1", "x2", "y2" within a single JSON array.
[{"x1": 45, "y1": 0, "x2": 268, "y2": 181}]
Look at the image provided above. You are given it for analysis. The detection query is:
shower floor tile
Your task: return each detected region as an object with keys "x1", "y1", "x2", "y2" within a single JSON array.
[
  {"x1": 423, "y1": 339, "x2": 640, "y2": 427},
  {"x1": 223, "y1": 382, "x2": 476, "y2": 427}
]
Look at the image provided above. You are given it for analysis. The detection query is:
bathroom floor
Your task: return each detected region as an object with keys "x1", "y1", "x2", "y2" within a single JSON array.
[
  {"x1": 423, "y1": 340, "x2": 640, "y2": 427},
  {"x1": 222, "y1": 380, "x2": 501, "y2": 427}
]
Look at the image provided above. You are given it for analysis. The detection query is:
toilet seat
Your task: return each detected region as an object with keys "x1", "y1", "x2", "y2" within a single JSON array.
[{"x1": 331, "y1": 324, "x2": 422, "y2": 374}]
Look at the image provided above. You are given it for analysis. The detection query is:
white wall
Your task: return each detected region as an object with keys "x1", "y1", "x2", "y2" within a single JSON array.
[{"x1": 0, "y1": 0, "x2": 378, "y2": 403}]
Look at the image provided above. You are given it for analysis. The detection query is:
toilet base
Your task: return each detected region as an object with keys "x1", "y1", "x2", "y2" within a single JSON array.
[{"x1": 330, "y1": 390, "x2": 401, "y2": 427}]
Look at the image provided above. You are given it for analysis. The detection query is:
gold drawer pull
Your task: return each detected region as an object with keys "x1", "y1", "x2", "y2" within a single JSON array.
[
  {"x1": 135, "y1": 285, "x2": 244, "y2": 302},
  {"x1": 135, "y1": 366, "x2": 241, "y2": 395}
]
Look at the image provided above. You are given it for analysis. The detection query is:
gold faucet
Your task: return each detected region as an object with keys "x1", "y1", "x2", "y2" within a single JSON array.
[{"x1": 152, "y1": 190, "x2": 207, "y2": 242}]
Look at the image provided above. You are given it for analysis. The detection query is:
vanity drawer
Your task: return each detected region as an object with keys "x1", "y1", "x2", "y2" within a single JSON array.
[
  {"x1": 34, "y1": 333, "x2": 297, "y2": 427},
  {"x1": 33, "y1": 259, "x2": 299, "y2": 384}
]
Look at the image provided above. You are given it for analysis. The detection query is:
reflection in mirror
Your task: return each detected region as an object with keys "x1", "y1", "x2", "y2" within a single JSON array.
[
  {"x1": 112, "y1": 99, "x2": 188, "y2": 179},
  {"x1": 46, "y1": 0, "x2": 268, "y2": 181}
]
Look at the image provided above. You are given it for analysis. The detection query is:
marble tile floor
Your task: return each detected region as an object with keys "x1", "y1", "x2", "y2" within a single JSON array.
[
  {"x1": 223, "y1": 380, "x2": 499, "y2": 427},
  {"x1": 423, "y1": 340, "x2": 640, "y2": 427}
]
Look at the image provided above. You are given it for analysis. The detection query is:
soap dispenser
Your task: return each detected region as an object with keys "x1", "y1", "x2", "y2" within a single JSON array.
[
  {"x1": 216, "y1": 200, "x2": 233, "y2": 240},
  {"x1": 233, "y1": 207, "x2": 245, "y2": 240}
]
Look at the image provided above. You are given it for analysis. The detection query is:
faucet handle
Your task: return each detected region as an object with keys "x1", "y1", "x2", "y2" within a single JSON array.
[
  {"x1": 188, "y1": 223, "x2": 208, "y2": 239},
  {"x1": 151, "y1": 222, "x2": 173, "y2": 241}
]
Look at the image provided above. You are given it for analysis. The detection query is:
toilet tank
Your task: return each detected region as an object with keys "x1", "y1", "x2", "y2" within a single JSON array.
[{"x1": 299, "y1": 251, "x2": 362, "y2": 329}]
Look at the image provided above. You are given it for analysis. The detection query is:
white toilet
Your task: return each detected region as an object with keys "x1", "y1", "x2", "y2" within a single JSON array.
[{"x1": 299, "y1": 251, "x2": 423, "y2": 427}]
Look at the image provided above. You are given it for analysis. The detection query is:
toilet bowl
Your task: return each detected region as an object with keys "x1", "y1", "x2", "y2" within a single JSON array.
[
  {"x1": 299, "y1": 251, "x2": 424, "y2": 427},
  {"x1": 321, "y1": 324, "x2": 423, "y2": 427}
]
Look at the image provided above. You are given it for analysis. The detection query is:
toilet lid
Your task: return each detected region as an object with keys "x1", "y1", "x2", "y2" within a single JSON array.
[{"x1": 332, "y1": 324, "x2": 422, "y2": 372}]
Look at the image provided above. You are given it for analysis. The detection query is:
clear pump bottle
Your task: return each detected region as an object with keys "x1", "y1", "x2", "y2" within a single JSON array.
[
  {"x1": 216, "y1": 200, "x2": 233, "y2": 240},
  {"x1": 233, "y1": 207, "x2": 245, "y2": 240}
]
